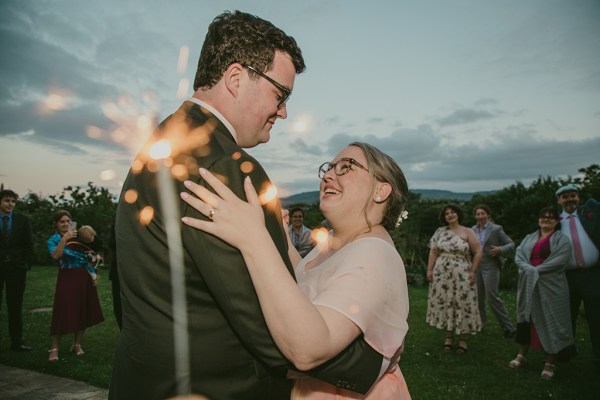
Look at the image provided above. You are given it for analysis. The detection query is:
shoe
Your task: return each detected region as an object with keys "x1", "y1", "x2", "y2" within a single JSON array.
[
  {"x1": 504, "y1": 329, "x2": 516, "y2": 339},
  {"x1": 541, "y1": 363, "x2": 555, "y2": 380},
  {"x1": 48, "y1": 348, "x2": 59, "y2": 362},
  {"x1": 444, "y1": 337, "x2": 453, "y2": 352},
  {"x1": 509, "y1": 354, "x2": 526, "y2": 368},
  {"x1": 10, "y1": 344, "x2": 32, "y2": 352},
  {"x1": 70, "y1": 344, "x2": 85, "y2": 356},
  {"x1": 457, "y1": 340, "x2": 468, "y2": 354}
]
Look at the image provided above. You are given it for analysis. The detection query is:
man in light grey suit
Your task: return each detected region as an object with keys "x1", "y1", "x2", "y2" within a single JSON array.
[{"x1": 472, "y1": 204, "x2": 516, "y2": 337}]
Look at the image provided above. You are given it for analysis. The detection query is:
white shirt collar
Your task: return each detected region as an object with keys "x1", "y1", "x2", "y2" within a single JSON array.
[{"x1": 187, "y1": 97, "x2": 238, "y2": 144}]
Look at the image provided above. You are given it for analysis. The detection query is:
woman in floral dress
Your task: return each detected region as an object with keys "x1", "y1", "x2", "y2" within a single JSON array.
[{"x1": 426, "y1": 204, "x2": 482, "y2": 353}]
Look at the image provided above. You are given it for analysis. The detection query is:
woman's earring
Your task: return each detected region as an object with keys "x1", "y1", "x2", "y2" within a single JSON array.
[{"x1": 375, "y1": 196, "x2": 381, "y2": 203}]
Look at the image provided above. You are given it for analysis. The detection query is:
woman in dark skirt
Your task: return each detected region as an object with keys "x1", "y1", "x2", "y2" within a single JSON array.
[{"x1": 47, "y1": 210, "x2": 104, "y2": 361}]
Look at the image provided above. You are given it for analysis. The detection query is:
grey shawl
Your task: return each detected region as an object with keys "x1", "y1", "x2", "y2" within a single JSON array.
[{"x1": 515, "y1": 230, "x2": 573, "y2": 354}]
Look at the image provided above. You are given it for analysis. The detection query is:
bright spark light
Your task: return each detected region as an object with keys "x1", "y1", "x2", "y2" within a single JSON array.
[
  {"x1": 38, "y1": 87, "x2": 75, "y2": 113},
  {"x1": 139, "y1": 206, "x2": 154, "y2": 225},
  {"x1": 176, "y1": 78, "x2": 190, "y2": 99},
  {"x1": 259, "y1": 184, "x2": 278, "y2": 205},
  {"x1": 313, "y1": 227, "x2": 329, "y2": 244},
  {"x1": 150, "y1": 140, "x2": 172, "y2": 160},
  {"x1": 100, "y1": 169, "x2": 116, "y2": 181},
  {"x1": 177, "y1": 45, "x2": 189, "y2": 73}
]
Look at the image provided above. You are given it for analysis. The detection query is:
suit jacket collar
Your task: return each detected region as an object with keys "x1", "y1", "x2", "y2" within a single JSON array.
[
  {"x1": 186, "y1": 98, "x2": 238, "y2": 143},
  {"x1": 482, "y1": 222, "x2": 497, "y2": 245},
  {"x1": 473, "y1": 221, "x2": 494, "y2": 245}
]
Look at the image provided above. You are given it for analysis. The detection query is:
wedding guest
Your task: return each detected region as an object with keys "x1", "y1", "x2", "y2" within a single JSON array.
[
  {"x1": 288, "y1": 208, "x2": 315, "y2": 257},
  {"x1": 556, "y1": 184, "x2": 600, "y2": 368},
  {"x1": 426, "y1": 204, "x2": 482, "y2": 353},
  {"x1": 472, "y1": 204, "x2": 516, "y2": 337},
  {"x1": 66, "y1": 225, "x2": 102, "y2": 285},
  {"x1": 47, "y1": 210, "x2": 104, "y2": 361},
  {"x1": 181, "y1": 142, "x2": 412, "y2": 399},
  {"x1": 0, "y1": 189, "x2": 33, "y2": 352},
  {"x1": 509, "y1": 206, "x2": 575, "y2": 379}
]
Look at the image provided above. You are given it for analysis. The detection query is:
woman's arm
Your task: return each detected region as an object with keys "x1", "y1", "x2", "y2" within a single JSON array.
[
  {"x1": 282, "y1": 217, "x2": 302, "y2": 267},
  {"x1": 48, "y1": 231, "x2": 76, "y2": 261},
  {"x1": 426, "y1": 247, "x2": 438, "y2": 282},
  {"x1": 181, "y1": 170, "x2": 360, "y2": 370},
  {"x1": 514, "y1": 235, "x2": 535, "y2": 273},
  {"x1": 467, "y1": 229, "x2": 482, "y2": 284}
]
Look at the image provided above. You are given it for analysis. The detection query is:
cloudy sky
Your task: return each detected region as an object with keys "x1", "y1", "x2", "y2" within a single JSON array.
[{"x1": 1, "y1": 0, "x2": 599, "y2": 199}]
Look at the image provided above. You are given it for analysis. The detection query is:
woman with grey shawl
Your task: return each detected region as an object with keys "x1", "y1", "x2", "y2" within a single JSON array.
[{"x1": 509, "y1": 206, "x2": 575, "y2": 379}]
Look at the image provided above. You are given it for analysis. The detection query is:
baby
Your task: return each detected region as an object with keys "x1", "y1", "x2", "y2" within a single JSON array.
[{"x1": 66, "y1": 225, "x2": 103, "y2": 285}]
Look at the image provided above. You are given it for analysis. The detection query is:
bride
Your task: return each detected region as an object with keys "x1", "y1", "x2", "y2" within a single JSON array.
[{"x1": 181, "y1": 142, "x2": 412, "y2": 399}]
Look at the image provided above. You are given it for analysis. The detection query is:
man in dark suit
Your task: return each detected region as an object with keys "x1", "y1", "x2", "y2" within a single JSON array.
[
  {"x1": 0, "y1": 189, "x2": 33, "y2": 352},
  {"x1": 472, "y1": 204, "x2": 516, "y2": 338},
  {"x1": 556, "y1": 184, "x2": 600, "y2": 368},
  {"x1": 110, "y1": 11, "x2": 383, "y2": 400}
]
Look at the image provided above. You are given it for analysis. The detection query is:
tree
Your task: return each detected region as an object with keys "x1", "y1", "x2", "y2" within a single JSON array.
[{"x1": 17, "y1": 183, "x2": 117, "y2": 264}]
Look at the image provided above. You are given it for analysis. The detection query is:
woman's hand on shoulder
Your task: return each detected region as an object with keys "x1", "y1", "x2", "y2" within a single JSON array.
[{"x1": 180, "y1": 168, "x2": 267, "y2": 251}]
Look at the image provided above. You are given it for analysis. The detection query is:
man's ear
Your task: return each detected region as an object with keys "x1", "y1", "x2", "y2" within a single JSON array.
[{"x1": 223, "y1": 63, "x2": 244, "y2": 97}]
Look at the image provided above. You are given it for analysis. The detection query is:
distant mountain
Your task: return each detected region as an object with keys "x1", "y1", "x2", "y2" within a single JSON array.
[{"x1": 280, "y1": 189, "x2": 497, "y2": 206}]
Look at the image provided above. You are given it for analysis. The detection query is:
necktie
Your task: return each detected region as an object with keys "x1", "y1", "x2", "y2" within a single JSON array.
[
  {"x1": 2, "y1": 216, "x2": 8, "y2": 244},
  {"x1": 569, "y1": 214, "x2": 585, "y2": 267}
]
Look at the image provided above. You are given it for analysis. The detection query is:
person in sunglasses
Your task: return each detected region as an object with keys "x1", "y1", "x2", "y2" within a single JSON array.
[
  {"x1": 181, "y1": 142, "x2": 411, "y2": 399},
  {"x1": 111, "y1": 11, "x2": 383, "y2": 400}
]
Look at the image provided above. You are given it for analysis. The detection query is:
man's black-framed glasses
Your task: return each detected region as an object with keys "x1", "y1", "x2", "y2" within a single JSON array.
[
  {"x1": 318, "y1": 158, "x2": 369, "y2": 179},
  {"x1": 244, "y1": 65, "x2": 291, "y2": 109}
]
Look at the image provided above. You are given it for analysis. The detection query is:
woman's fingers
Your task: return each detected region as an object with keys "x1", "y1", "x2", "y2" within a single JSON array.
[
  {"x1": 199, "y1": 168, "x2": 237, "y2": 202},
  {"x1": 181, "y1": 182, "x2": 216, "y2": 220},
  {"x1": 243, "y1": 175, "x2": 260, "y2": 207},
  {"x1": 181, "y1": 215, "x2": 213, "y2": 232}
]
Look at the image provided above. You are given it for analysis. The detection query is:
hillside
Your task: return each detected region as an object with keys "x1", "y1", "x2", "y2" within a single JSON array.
[{"x1": 280, "y1": 188, "x2": 496, "y2": 206}]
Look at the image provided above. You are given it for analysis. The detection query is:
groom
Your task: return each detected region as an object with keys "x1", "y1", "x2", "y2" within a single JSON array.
[{"x1": 110, "y1": 11, "x2": 383, "y2": 400}]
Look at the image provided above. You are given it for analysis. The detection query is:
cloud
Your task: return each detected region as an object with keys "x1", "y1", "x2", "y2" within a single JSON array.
[
  {"x1": 436, "y1": 108, "x2": 498, "y2": 126},
  {"x1": 292, "y1": 138, "x2": 322, "y2": 156},
  {"x1": 326, "y1": 124, "x2": 444, "y2": 164},
  {"x1": 410, "y1": 134, "x2": 600, "y2": 187}
]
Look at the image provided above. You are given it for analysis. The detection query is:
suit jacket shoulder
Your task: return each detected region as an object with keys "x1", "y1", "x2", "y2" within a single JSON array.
[
  {"x1": 1, "y1": 212, "x2": 33, "y2": 268},
  {"x1": 578, "y1": 198, "x2": 600, "y2": 248}
]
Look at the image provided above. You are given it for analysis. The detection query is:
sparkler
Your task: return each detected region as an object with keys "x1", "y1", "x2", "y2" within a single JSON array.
[{"x1": 150, "y1": 139, "x2": 190, "y2": 396}]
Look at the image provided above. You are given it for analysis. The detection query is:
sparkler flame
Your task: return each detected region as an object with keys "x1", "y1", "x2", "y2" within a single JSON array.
[
  {"x1": 150, "y1": 140, "x2": 172, "y2": 160},
  {"x1": 312, "y1": 227, "x2": 330, "y2": 244},
  {"x1": 259, "y1": 184, "x2": 278, "y2": 205}
]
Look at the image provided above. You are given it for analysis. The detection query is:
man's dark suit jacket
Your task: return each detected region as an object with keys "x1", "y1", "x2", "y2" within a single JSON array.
[
  {"x1": 0, "y1": 212, "x2": 33, "y2": 346},
  {"x1": 109, "y1": 101, "x2": 382, "y2": 400},
  {"x1": 0, "y1": 213, "x2": 33, "y2": 270},
  {"x1": 578, "y1": 198, "x2": 600, "y2": 249}
]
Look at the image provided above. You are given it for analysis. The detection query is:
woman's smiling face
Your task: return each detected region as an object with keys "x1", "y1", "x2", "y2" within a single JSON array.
[{"x1": 319, "y1": 145, "x2": 371, "y2": 222}]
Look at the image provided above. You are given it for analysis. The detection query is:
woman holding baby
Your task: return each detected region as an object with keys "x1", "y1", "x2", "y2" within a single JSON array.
[{"x1": 46, "y1": 210, "x2": 104, "y2": 362}]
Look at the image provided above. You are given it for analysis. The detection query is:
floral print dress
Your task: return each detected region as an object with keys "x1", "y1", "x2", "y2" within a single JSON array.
[{"x1": 426, "y1": 227, "x2": 481, "y2": 334}]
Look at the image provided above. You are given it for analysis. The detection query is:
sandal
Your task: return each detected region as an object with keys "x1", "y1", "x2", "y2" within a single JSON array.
[
  {"x1": 70, "y1": 344, "x2": 85, "y2": 356},
  {"x1": 509, "y1": 354, "x2": 526, "y2": 368},
  {"x1": 444, "y1": 336, "x2": 453, "y2": 352},
  {"x1": 48, "y1": 348, "x2": 59, "y2": 362},
  {"x1": 457, "y1": 340, "x2": 467, "y2": 354},
  {"x1": 541, "y1": 363, "x2": 555, "y2": 380}
]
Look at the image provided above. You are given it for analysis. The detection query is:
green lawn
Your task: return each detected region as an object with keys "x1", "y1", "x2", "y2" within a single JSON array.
[{"x1": 1, "y1": 266, "x2": 598, "y2": 399}]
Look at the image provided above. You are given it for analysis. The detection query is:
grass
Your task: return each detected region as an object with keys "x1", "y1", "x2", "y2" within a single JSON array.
[
  {"x1": 0, "y1": 266, "x2": 119, "y2": 388},
  {"x1": 1, "y1": 267, "x2": 599, "y2": 399}
]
